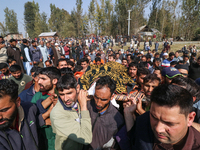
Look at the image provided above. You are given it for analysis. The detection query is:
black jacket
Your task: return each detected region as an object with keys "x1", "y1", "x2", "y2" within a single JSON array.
[
  {"x1": 0, "y1": 102, "x2": 45, "y2": 150},
  {"x1": 20, "y1": 44, "x2": 31, "y2": 62},
  {"x1": 189, "y1": 63, "x2": 200, "y2": 80},
  {"x1": 130, "y1": 111, "x2": 154, "y2": 150}
]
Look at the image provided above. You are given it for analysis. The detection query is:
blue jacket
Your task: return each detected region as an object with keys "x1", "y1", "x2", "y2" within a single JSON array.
[
  {"x1": 29, "y1": 46, "x2": 43, "y2": 62},
  {"x1": 19, "y1": 84, "x2": 35, "y2": 103},
  {"x1": 0, "y1": 102, "x2": 45, "y2": 150}
]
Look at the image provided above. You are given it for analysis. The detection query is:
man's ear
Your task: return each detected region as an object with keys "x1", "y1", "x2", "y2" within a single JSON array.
[
  {"x1": 52, "y1": 78, "x2": 58, "y2": 85},
  {"x1": 76, "y1": 84, "x2": 80, "y2": 94},
  {"x1": 16, "y1": 97, "x2": 21, "y2": 107},
  {"x1": 187, "y1": 111, "x2": 196, "y2": 127},
  {"x1": 193, "y1": 96, "x2": 196, "y2": 102},
  {"x1": 111, "y1": 93, "x2": 115, "y2": 100}
]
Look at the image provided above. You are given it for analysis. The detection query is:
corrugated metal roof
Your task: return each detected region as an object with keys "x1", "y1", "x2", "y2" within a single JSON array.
[{"x1": 39, "y1": 32, "x2": 57, "y2": 37}]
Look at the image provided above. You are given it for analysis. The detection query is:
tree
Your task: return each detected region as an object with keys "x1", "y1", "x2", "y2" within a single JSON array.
[
  {"x1": 88, "y1": 0, "x2": 95, "y2": 33},
  {"x1": 76, "y1": 0, "x2": 83, "y2": 37},
  {"x1": 181, "y1": 0, "x2": 200, "y2": 40},
  {"x1": 40, "y1": 12, "x2": 49, "y2": 33},
  {"x1": 105, "y1": 0, "x2": 113, "y2": 35},
  {"x1": 48, "y1": 4, "x2": 65, "y2": 33},
  {"x1": 24, "y1": 2, "x2": 36, "y2": 38},
  {"x1": 49, "y1": 4, "x2": 75, "y2": 38},
  {"x1": 0, "y1": 22, "x2": 7, "y2": 36},
  {"x1": 171, "y1": 0, "x2": 179, "y2": 38},
  {"x1": 148, "y1": 0, "x2": 162, "y2": 29},
  {"x1": 4, "y1": 7, "x2": 18, "y2": 33},
  {"x1": 82, "y1": 12, "x2": 89, "y2": 36}
]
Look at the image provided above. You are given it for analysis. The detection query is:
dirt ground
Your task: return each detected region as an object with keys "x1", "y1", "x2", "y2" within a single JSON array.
[{"x1": 112, "y1": 41, "x2": 200, "y2": 56}]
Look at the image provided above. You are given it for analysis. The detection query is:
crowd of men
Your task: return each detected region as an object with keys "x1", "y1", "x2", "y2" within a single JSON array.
[{"x1": 0, "y1": 35, "x2": 200, "y2": 150}]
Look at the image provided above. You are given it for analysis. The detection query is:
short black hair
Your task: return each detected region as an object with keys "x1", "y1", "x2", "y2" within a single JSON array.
[
  {"x1": 57, "y1": 58, "x2": 67, "y2": 67},
  {"x1": 57, "y1": 74, "x2": 77, "y2": 91},
  {"x1": 191, "y1": 53, "x2": 196, "y2": 57},
  {"x1": 96, "y1": 75, "x2": 116, "y2": 95},
  {"x1": 7, "y1": 58, "x2": 16, "y2": 64},
  {"x1": 143, "y1": 74, "x2": 161, "y2": 85},
  {"x1": 171, "y1": 76, "x2": 200, "y2": 102},
  {"x1": 0, "y1": 63, "x2": 8, "y2": 69},
  {"x1": 155, "y1": 52, "x2": 160, "y2": 56},
  {"x1": 39, "y1": 67, "x2": 61, "y2": 80},
  {"x1": 128, "y1": 62, "x2": 138, "y2": 70},
  {"x1": 22, "y1": 39, "x2": 28, "y2": 43},
  {"x1": 9, "y1": 65, "x2": 21, "y2": 72},
  {"x1": 151, "y1": 84, "x2": 193, "y2": 116},
  {"x1": 169, "y1": 52, "x2": 175, "y2": 56},
  {"x1": 146, "y1": 54, "x2": 152, "y2": 59},
  {"x1": 67, "y1": 60, "x2": 75, "y2": 67},
  {"x1": 137, "y1": 67, "x2": 150, "y2": 77},
  {"x1": 108, "y1": 54, "x2": 115, "y2": 59},
  {"x1": 80, "y1": 57, "x2": 89, "y2": 64},
  {"x1": 0, "y1": 79, "x2": 18, "y2": 102},
  {"x1": 45, "y1": 60, "x2": 52, "y2": 64},
  {"x1": 153, "y1": 58, "x2": 161, "y2": 63},
  {"x1": 122, "y1": 58, "x2": 127, "y2": 62},
  {"x1": 9, "y1": 39, "x2": 16, "y2": 43},
  {"x1": 170, "y1": 61, "x2": 178, "y2": 66},
  {"x1": 60, "y1": 68, "x2": 74, "y2": 76},
  {"x1": 31, "y1": 67, "x2": 42, "y2": 77},
  {"x1": 74, "y1": 65, "x2": 83, "y2": 72},
  {"x1": 32, "y1": 40, "x2": 36, "y2": 43},
  {"x1": 154, "y1": 66, "x2": 164, "y2": 72},
  {"x1": 95, "y1": 57, "x2": 101, "y2": 63},
  {"x1": 138, "y1": 62, "x2": 148, "y2": 68},
  {"x1": 96, "y1": 53, "x2": 101, "y2": 57}
]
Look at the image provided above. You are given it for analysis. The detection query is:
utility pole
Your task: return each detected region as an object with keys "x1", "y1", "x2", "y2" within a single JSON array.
[{"x1": 127, "y1": 10, "x2": 132, "y2": 36}]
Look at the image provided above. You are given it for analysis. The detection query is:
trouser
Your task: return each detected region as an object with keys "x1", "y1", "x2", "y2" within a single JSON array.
[
  {"x1": 72, "y1": 54, "x2": 76, "y2": 60},
  {"x1": 34, "y1": 61, "x2": 44, "y2": 68},
  {"x1": 23, "y1": 62, "x2": 33, "y2": 75}
]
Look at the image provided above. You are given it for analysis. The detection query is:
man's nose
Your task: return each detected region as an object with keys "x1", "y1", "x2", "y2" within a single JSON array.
[{"x1": 154, "y1": 121, "x2": 166, "y2": 134}]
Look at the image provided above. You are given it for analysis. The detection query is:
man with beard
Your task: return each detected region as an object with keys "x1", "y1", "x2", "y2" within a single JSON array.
[
  {"x1": 133, "y1": 74, "x2": 160, "y2": 115},
  {"x1": 76, "y1": 42, "x2": 82, "y2": 61},
  {"x1": 20, "y1": 39, "x2": 33, "y2": 75},
  {"x1": 8, "y1": 65, "x2": 32, "y2": 95},
  {"x1": 80, "y1": 57, "x2": 89, "y2": 73},
  {"x1": 56, "y1": 58, "x2": 68, "y2": 70},
  {"x1": 31, "y1": 67, "x2": 61, "y2": 150},
  {"x1": 0, "y1": 63, "x2": 11, "y2": 79},
  {"x1": 19, "y1": 67, "x2": 41, "y2": 103},
  {"x1": 7, "y1": 39, "x2": 25, "y2": 73},
  {"x1": 161, "y1": 52, "x2": 175, "y2": 67},
  {"x1": 50, "y1": 74, "x2": 92, "y2": 150},
  {"x1": 85, "y1": 75, "x2": 125, "y2": 150},
  {"x1": 128, "y1": 62, "x2": 138, "y2": 82},
  {"x1": 38, "y1": 40, "x2": 48, "y2": 67},
  {"x1": 29, "y1": 40, "x2": 43, "y2": 68},
  {"x1": 51, "y1": 41, "x2": 59, "y2": 67},
  {"x1": 0, "y1": 79, "x2": 45, "y2": 150}
]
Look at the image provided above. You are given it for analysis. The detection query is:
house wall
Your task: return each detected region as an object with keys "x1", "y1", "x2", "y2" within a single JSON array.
[
  {"x1": 39, "y1": 36, "x2": 58, "y2": 40},
  {"x1": 4, "y1": 34, "x2": 23, "y2": 41}
]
